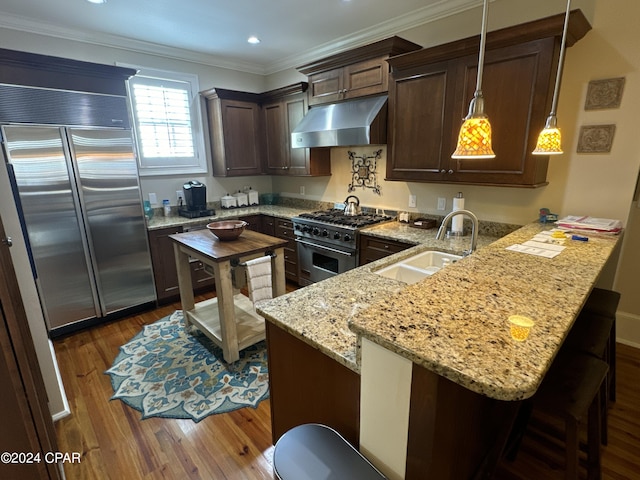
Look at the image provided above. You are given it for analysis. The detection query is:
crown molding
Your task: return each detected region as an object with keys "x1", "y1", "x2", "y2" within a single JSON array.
[{"x1": 0, "y1": 0, "x2": 488, "y2": 77}]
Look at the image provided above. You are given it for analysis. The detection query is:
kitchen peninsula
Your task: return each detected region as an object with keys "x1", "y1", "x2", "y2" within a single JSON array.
[{"x1": 257, "y1": 221, "x2": 622, "y2": 479}]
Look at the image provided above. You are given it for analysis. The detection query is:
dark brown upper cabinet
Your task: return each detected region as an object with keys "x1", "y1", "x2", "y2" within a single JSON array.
[
  {"x1": 386, "y1": 10, "x2": 591, "y2": 188},
  {"x1": 201, "y1": 88, "x2": 264, "y2": 177},
  {"x1": 262, "y1": 83, "x2": 330, "y2": 177},
  {"x1": 297, "y1": 36, "x2": 422, "y2": 105}
]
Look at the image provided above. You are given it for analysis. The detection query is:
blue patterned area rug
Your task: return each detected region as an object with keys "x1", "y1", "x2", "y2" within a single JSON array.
[{"x1": 105, "y1": 310, "x2": 269, "y2": 422}]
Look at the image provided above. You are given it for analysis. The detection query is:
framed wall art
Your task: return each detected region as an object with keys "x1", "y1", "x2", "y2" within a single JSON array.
[
  {"x1": 576, "y1": 124, "x2": 616, "y2": 153},
  {"x1": 584, "y1": 77, "x2": 625, "y2": 110}
]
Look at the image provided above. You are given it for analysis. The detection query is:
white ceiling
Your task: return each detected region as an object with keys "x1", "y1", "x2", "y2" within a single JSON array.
[{"x1": 0, "y1": 0, "x2": 486, "y2": 75}]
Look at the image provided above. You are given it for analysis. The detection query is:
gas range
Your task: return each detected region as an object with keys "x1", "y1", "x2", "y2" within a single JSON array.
[
  {"x1": 293, "y1": 208, "x2": 394, "y2": 286},
  {"x1": 292, "y1": 209, "x2": 393, "y2": 251}
]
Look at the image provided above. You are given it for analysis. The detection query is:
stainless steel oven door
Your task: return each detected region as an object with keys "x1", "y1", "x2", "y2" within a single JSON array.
[{"x1": 296, "y1": 238, "x2": 357, "y2": 286}]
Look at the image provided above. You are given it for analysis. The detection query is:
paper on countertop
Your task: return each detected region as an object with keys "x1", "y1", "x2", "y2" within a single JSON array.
[
  {"x1": 556, "y1": 215, "x2": 622, "y2": 233},
  {"x1": 506, "y1": 240, "x2": 566, "y2": 258}
]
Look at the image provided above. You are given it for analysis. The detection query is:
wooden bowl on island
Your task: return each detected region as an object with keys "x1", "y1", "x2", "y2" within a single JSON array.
[{"x1": 206, "y1": 220, "x2": 248, "y2": 241}]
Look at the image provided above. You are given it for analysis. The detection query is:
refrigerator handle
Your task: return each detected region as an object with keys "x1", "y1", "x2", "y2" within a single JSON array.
[{"x1": 4, "y1": 161, "x2": 38, "y2": 279}]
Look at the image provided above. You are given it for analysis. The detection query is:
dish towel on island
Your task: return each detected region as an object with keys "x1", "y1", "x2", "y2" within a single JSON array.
[{"x1": 245, "y1": 255, "x2": 273, "y2": 307}]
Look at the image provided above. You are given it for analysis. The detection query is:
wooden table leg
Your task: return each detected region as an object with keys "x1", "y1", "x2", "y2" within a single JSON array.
[
  {"x1": 173, "y1": 243, "x2": 195, "y2": 329},
  {"x1": 212, "y1": 260, "x2": 239, "y2": 363}
]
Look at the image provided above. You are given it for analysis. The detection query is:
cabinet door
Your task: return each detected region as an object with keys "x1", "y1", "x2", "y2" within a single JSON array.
[
  {"x1": 448, "y1": 38, "x2": 554, "y2": 186},
  {"x1": 387, "y1": 60, "x2": 457, "y2": 182},
  {"x1": 263, "y1": 101, "x2": 288, "y2": 172},
  {"x1": 238, "y1": 214, "x2": 263, "y2": 232},
  {"x1": 219, "y1": 99, "x2": 263, "y2": 176},
  {"x1": 285, "y1": 95, "x2": 310, "y2": 176},
  {"x1": 308, "y1": 68, "x2": 344, "y2": 105},
  {"x1": 261, "y1": 215, "x2": 276, "y2": 236},
  {"x1": 343, "y1": 56, "x2": 389, "y2": 100},
  {"x1": 148, "y1": 226, "x2": 182, "y2": 304}
]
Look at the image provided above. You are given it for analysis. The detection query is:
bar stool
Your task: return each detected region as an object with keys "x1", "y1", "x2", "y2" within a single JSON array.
[
  {"x1": 582, "y1": 288, "x2": 620, "y2": 402},
  {"x1": 533, "y1": 352, "x2": 609, "y2": 480},
  {"x1": 273, "y1": 424, "x2": 387, "y2": 480},
  {"x1": 562, "y1": 288, "x2": 619, "y2": 445}
]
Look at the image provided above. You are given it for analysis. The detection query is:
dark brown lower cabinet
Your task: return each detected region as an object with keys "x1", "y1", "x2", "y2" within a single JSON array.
[
  {"x1": 0, "y1": 218, "x2": 61, "y2": 480},
  {"x1": 358, "y1": 234, "x2": 413, "y2": 265},
  {"x1": 265, "y1": 322, "x2": 360, "y2": 447},
  {"x1": 148, "y1": 226, "x2": 215, "y2": 304},
  {"x1": 274, "y1": 218, "x2": 299, "y2": 284}
]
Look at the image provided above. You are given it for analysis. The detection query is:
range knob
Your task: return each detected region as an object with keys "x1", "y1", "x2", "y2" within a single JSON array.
[
  {"x1": 312, "y1": 227, "x2": 320, "y2": 235},
  {"x1": 333, "y1": 232, "x2": 341, "y2": 240},
  {"x1": 343, "y1": 233, "x2": 352, "y2": 242},
  {"x1": 302, "y1": 225, "x2": 311, "y2": 233},
  {"x1": 294, "y1": 224, "x2": 301, "y2": 231},
  {"x1": 321, "y1": 229, "x2": 329, "y2": 237}
]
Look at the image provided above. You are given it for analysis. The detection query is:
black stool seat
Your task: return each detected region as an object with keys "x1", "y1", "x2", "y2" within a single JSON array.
[
  {"x1": 563, "y1": 312, "x2": 614, "y2": 358},
  {"x1": 583, "y1": 288, "x2": 620, "y2": 318},
  {"x1": 273, "y1": 424, "x2": 386, "y2": 480}
]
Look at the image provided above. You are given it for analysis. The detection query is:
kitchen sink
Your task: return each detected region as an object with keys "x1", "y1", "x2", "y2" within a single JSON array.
[{"x1": 374, "y1": 250, "x2": 462, "y2": 284}]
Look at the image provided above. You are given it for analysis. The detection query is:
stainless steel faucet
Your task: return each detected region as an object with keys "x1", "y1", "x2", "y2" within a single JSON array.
[{"x1": 436, "y1": 209, "x2": 479, "y2": 256}]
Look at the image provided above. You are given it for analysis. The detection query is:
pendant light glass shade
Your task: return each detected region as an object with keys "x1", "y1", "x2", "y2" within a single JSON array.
[
  {"x1": 452, "y1": 0, "x2": 495, "y2": 160},
  {"x1": 533, "y1": 116, "x2": 563, "y2": 155},
  {"x1": 533, "y1": 0, "x2": 571, "y2": 155}
]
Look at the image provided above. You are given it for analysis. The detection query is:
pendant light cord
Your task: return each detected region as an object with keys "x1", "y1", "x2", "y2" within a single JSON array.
[
  {"x1": 475, "y1": 0, "x2": 490, "y2": 95},
  {"x1": 549, "y1": 0, "x2": 572, "y2": 117}
]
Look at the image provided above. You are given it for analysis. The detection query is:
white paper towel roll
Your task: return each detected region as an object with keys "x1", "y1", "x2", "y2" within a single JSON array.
[{"x1": 452, "y1": 193, "x2": 464, "y2": 234}]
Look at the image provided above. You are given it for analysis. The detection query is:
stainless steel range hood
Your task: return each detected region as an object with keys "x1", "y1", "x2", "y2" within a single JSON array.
[{"x1": 291, "y1": 95, "x2": 387, "y2": 148}]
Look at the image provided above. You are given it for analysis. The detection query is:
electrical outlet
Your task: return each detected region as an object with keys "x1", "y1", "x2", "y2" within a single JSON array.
[
  {"x1": 408, "y1": 194, "x2": 417, "y2": 208},
  {"x1": 300, "y1": 186, "x2": 305, "y2": 195},
  {"x1": 437, "y1": 197, "x2": 446, "y2": 211},
  {"x1": 176, "y1": 190, "x2": 184, "y2": 204},
  {"x1": 148, "y1": 192, "x2": 157, "y2": 205}
]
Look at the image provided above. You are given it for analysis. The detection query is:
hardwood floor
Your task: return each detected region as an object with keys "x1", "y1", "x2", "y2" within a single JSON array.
[{"x1": 54, "y1": 295, "x2": 640, "y2": 480}]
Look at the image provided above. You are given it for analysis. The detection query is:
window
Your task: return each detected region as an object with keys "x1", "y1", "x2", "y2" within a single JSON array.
[{"x1": 124, "y1": 65, "x2": 208, "y2": 175}]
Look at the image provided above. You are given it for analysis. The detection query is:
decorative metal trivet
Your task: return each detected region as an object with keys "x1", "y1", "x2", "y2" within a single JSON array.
[{"x1": 348, "y1": 149, "x2": 382, "y2": 195}]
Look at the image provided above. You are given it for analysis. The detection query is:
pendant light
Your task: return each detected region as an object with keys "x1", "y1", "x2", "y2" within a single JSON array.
[
  {"x1": 452, "y1": 0, "x2": 495, "y2": 159},
  {"x1": 533, "y1": 0, "x2": 571, "y2": 155}
]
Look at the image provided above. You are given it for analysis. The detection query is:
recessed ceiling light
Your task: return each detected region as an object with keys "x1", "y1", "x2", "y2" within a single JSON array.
[
  {"x1": 247, "y1": 36, "x2": 261, "y2": 45},
  {"x1": 86, "y1": 0, "x2": 107, "y2": 4}
]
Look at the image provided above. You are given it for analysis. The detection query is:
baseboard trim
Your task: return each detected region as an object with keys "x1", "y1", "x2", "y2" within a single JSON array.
[{"x1": 617, "y1": 310, "x2": 640, "y2": 349}]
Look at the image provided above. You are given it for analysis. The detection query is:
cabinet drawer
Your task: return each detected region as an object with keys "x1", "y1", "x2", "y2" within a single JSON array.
[
  {"x1": 276, "y1": 219, "x2": 295, "y2": 240},
  {"x1": 358, "y1": 235, "x2": 412, "y2": 265}
]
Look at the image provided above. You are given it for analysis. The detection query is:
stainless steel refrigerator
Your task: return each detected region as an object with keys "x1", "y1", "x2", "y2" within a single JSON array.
[{"x1": 2, "y1": 124, "x2": 156, "y2": 335}]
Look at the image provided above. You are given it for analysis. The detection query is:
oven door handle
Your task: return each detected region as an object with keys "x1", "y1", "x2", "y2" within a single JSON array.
[{"x1": 295, "y1": 239, "x2": 354, "y2": 257}]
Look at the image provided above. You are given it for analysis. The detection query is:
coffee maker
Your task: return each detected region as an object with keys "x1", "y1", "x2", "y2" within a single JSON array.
[{"x1": 179, "y1": 181, "x2": 215, "y2": 218}]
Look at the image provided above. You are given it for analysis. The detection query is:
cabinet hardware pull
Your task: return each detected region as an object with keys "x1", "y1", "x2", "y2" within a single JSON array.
[
  {"x1": 1, "y1": 236, "x2": 12, "y2": 247},
  {"x1": 448, "y1": 169, "x2": 454, "y2": 174},
  {"x1": 441, "y1": 169, "x2": 446, "y2": 174}
]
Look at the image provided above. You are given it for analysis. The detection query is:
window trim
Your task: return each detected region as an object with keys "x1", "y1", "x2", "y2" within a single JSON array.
[{"x1": 121, "y1": 64, "x2": 208, "y2": 176}]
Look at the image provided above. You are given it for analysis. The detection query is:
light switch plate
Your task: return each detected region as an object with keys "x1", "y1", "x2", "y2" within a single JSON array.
[
  {"x1": 408, "y1": 194, "x2": 417, "y2": 208},
  {"x1": 437, "y1": 197, "x2": 446, "y2": 210}
]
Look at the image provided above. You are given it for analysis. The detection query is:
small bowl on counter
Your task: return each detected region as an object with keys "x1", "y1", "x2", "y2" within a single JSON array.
[{"x1": 206, "y1": 220, "x2": 248, "y2": 241}]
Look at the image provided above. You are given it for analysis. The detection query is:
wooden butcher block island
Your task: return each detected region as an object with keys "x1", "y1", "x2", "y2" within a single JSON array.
[{"x1": 170, "y1": 229, "x2": 287, "y2": 363}]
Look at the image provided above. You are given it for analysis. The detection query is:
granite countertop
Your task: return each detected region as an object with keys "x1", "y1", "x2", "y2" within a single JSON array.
[
  {"x1": 349, "y1": 223, "x2": 621, "y2": 401},
  {"x1": 257, "y1": 224, "x2": 502, "y2": 373},
  {"x1": 257, "y1": 222, "x2": 622, "y2": 401},
  {"x1": 146, "y1": 205, "x2": 308, "y2": 231}
]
